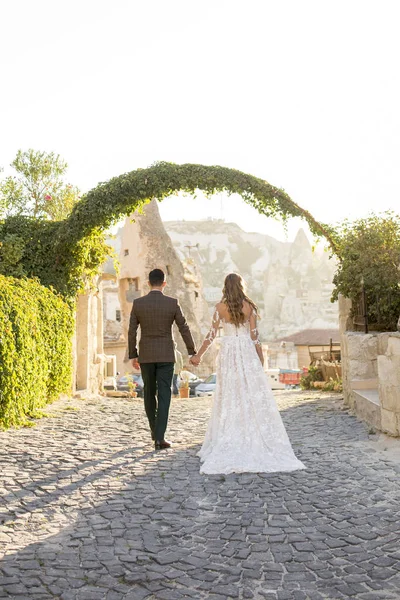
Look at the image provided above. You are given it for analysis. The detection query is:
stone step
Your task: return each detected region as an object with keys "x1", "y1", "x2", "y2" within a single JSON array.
[
  {"x1": 351, "y1": 378, "x2": 379, "y2": 390},
  {"x1": 353, "y1": 388, "x2": 381, "y2": 430}
]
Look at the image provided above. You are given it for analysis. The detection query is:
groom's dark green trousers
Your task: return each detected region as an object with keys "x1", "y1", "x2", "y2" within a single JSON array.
[{"x1": 140, "y1": 362, "x2": 175, "y2": 442}]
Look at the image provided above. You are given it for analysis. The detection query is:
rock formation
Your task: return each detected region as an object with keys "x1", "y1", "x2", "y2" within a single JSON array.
[{"x1": 163, "y1": 220, "x2": 338, "y2": 340}]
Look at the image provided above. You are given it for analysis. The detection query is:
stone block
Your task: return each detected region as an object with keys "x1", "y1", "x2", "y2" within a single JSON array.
[
  {"x1": 351, "y1": 379, "x2": 378, "y2": 390},
  {"x1": 347, "y1": 333, "x2": 366, "y2": 360},
  {"x1": 353, "y1": 390, "x2": 381, "y2": 430},
  {"x1": 343, "y1": 388, "x2": 351, "y2": 407},
  {"x1": 387, "y1": 334, "x2": 400, "y2": 356},
  {"x1": 380, "y1": 408, "x2": 400, "y2": 437},
  {"x1": 349, "y1": 359, "x2": 377, "y2": 379},
  {"x1": 378, "y1": 355, "x2": 400, "y2": 389},
  {"x1": 377, "y1": 333, "x2": 391, "y2": 356},
  {"x1": 378, "y1": 385, "x2": 400, "y2": 413},
  {"x1": 360, "y1": 336, "x2": 378, "y2": 362},
  {"x1": 346, "y1": 333, "x2": 378, "y2": 376},
  {"x1": 343, "y1": 388, "x2": 355, "y2": 408},
  {"x1": 338, "y1": 295, "x2": 353, "y2": 334}
]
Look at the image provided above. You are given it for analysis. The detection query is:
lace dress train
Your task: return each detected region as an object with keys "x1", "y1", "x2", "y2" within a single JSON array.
[{"x1": 197, "y1": 309, "x2": 306, "y2": 475}]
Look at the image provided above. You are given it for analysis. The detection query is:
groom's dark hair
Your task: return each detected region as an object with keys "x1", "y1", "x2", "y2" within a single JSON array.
[{"x1": 149, "y1": 268, "x2": 165, "y2": 287}]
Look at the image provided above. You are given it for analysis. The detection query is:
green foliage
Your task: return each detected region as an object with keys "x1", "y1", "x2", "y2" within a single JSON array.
[
  {"x1": 321, "y1": 378, "x2": 343, "y2": 393},
  {"x1": 331, "y1": 212, "x2": 400, "y2": 331},
  {"x1": 0, "y1": 215, "x2": 112, "y2": 298},
  {"x1": 0, "y1": 233, "x2": 25, "y2": 276},
  {"x1": 0, "y1": 275, "x2": 74, "y2": 429},
  {"x1": 65, "y1": 162, "x2": 337, "y2": 249},
  {"x1": 0, "y1": 149, "x2": 80, "y2": 221},
  {"x1": 300, "y1": 368, "x2": 342, "y2": 392},
  {"x1": 300, "y1": 366, "x2": 323, "y2": 390}
]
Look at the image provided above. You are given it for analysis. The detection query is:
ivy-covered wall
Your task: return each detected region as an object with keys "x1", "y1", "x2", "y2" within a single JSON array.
[
  {"x1": 0, "y1": 275, "x2": 74, "y2": 428},
  {"x1": 0, "y1": 215, "x2": 110, "y2": 299}
]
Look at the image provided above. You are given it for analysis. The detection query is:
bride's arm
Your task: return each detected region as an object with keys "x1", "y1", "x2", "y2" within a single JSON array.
[
  {"x1": 190, "y1": 306, "x2": 221, "y2": 365},
  {"x1": 249, "y1": 310, "x2": 264, "y2": 366}
]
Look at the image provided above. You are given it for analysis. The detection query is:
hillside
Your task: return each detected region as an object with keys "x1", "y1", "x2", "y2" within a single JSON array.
[{"x1": 163, "y1": 219, "x2": 338, "y2": 340}]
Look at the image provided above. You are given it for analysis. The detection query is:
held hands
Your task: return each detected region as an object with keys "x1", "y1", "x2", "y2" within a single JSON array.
[{"x1": 190, "y1": 355, "x2": 201, "y2": 367}]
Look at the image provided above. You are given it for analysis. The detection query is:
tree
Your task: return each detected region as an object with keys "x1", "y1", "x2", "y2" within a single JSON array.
[
  {"x1": 331, "y1": 212, "x2": 400, "y2": 331},
  {"x1": 0, "y1": 149, "x2": 80, "y2": 221}
]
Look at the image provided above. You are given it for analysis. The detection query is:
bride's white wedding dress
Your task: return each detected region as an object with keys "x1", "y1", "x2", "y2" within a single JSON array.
[{"x1": 197, "y1": 309, "x2": 306, "y2": 475}]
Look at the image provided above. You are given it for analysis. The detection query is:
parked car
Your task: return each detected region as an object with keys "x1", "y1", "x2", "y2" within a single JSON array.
[
  {"x1": 179, "y1": 370, "x2": 203, "y2": 396},
  {"x1": 117, "y1": 374, "x2": 144, "y2": 397},
  {"x1": 132, "y1": 374, "x2": 144, "y2": 397},
  {"x1": 195, "y1": 373, "x2": 216, "y2": 397}
]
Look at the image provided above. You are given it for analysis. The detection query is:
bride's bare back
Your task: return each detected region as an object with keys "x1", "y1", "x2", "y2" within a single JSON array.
[{"x1": 215, "y1": 300, "x2": 253, "y2": 324}]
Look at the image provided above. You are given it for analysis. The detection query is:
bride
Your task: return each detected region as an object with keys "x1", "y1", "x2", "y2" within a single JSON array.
[{"x1": 190, "y1": 273, "x2": 305, "y2": 475}]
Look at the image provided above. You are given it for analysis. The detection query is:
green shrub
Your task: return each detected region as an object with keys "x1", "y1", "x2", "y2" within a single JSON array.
[
  {"x1": 0, "y1": 275, "x2": 74, "y2": 428},
  {"x1": 300, "y1": 371, "x2": 343, "y2": 393},
  {"x1": 322, "y1": 378, "x2": 343, "y2": 393},
  {"x1": 300, "y1": 366, "x2": 323, "y2": 390},
  {"x1": 331, "y1": 212, "x2": 400, "y2": 332},
  {"x1": 0, "y1": 215, "x2": 111, "y2": 299}
]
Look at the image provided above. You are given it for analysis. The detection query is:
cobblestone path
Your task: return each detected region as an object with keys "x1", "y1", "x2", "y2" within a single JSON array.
[{"x1": 1, "y1": 391, "x2": 400, "y2": 600}]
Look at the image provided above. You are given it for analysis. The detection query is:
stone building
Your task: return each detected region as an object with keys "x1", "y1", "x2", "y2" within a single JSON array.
[
  {"x1": 266, "y1": 341, "x2": 299, "y2": 371},
  {"x1": 276, "y1": 328, "x2": 341, "y2": 369}
]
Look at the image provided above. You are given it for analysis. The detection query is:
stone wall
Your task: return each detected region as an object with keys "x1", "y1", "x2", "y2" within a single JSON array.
[
  {"x1": 342, "y1": 332, "x2": 378, "y2": 409},
  {"x1": 378, "y1": 333, "x2": 400, "y2": 435},
  {"x1": 339, "y1": 294, "x2": 400, "y2": 436}
]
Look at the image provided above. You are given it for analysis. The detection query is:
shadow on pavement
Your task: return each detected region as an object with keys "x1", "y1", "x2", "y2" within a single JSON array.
[{"x1": 1, "y1": 397, "x2": 400, "y2": 599}]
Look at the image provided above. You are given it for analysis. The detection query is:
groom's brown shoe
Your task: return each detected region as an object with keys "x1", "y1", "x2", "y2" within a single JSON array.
[{"x1": 155, "y1": 439, "x2": 172, "y2": 450}]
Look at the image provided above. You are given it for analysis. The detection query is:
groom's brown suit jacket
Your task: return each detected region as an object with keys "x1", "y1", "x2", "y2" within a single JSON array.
[{"x1": 128, "y1": 291, "x2": 196, "y2": 363}]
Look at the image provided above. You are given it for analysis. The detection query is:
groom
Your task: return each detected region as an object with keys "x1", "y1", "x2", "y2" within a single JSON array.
[{"x1": 128, "y1": 268, "x2": 197, "y2": 450}]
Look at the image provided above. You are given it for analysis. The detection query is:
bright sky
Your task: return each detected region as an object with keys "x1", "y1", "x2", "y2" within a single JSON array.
[{"x1": 1, "y1": 0, "x2": 399, "y2": 241}]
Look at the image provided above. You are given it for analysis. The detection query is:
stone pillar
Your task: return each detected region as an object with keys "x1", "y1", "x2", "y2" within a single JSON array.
[
  {"x1": 74, "y1": 281, "x2": 105, "y2": 395},
  {"x1": 344, "y1": 332, "x2": 378, "y2": 408},
  {"x1": 75, "y1": 293, "x2": 91, "y2": 391},
  {"x1": 338, "y1": 294, "x2": 353, "y2": 406},
  {"x1": 91, "y1": 289, "x2": 105, "y2": 393},
  {"x1": 378, "y1": 333, "x2": 400, "y2": 436}
]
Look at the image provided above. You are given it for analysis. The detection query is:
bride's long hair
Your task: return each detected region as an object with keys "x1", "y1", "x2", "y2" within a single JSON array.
[{"x1": 222, "y1": 273, "x2": 258, "y2": 326}]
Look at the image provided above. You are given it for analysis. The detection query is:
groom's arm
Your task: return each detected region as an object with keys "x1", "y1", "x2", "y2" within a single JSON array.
[
  {"x1": 128, "y1": 303, "x2": 139, "y2": 360},
  {"x1": 174, "y1": 301, "x2": 197, "y2": 356}
]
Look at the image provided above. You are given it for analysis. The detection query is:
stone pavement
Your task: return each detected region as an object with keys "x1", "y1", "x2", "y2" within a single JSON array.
[{"x1": 1, "y1": 391, "x2": 400, "y2": 600}]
